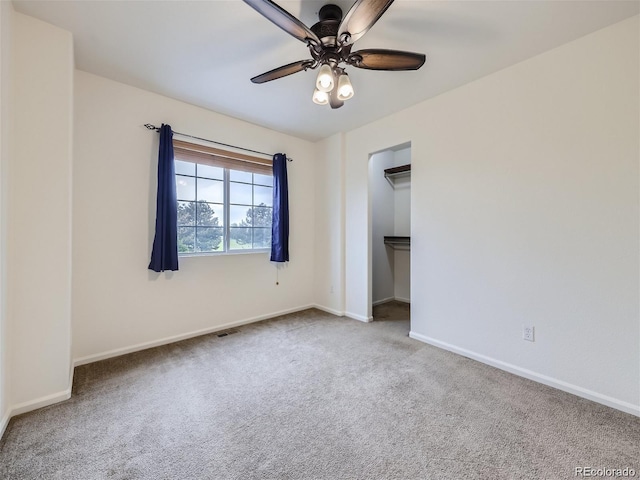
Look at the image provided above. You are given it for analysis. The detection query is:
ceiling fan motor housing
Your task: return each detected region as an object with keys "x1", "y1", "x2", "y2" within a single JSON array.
[{"x1": 311, "y1": 4, "x2": 343, "y2": 46}]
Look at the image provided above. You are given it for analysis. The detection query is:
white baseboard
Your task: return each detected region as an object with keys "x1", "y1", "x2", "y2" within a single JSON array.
[
  {"x1": 312, "y1": 304, "x2": 344, "y2": 317},
  {"x1": 372, "y1": 297, "x2": 395, "y2": 307},
  {"x1": 373, "y1": 297, "x2": 411, "y2": 307},
  {"x1": 1, "y1": 363, "x2": 75, "y2": 440},
  {"x1": 0, "y1": 408, "x2": 10, "y2": 440},
  {"x1": 409, "y1": 331, "x2": 640, "y2": 417},
  {"x1": 10, "y1": 387, "x2": 72, "y2": 417},
  {"x1": 74, "y1": 304, "x2": 316, "y2": 367},
  {"x1": 345, "y1": 311, "x2": 373, "y2": 323}
]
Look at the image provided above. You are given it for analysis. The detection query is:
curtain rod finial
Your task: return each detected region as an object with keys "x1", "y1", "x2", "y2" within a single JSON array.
[{"x1": 144, "y1": 124, "x2": 159, "y2": 131}]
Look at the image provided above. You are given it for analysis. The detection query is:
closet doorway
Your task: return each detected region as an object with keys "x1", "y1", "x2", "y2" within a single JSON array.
[{"x1": 369, "y1": 144, "x2": 411, "y2": 323}]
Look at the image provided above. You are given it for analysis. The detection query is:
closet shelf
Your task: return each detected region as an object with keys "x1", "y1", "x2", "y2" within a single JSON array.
[
  {"x1": 384, "y1": 164, "x2": 411, "y2": 187},
  {"x1": 384, "y1": 236, "x2": 410, "y2": 249},
  {"x1": 384, "y1": 164, "x2": 411, "y2": 180}
]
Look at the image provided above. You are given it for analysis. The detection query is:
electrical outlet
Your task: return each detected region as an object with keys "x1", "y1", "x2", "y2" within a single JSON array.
[{"x1": 523, "y1": 325, "x2": 535, "y2": 342}]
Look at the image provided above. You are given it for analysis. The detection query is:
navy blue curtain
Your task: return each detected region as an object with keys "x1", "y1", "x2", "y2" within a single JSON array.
[
  {"x1": 148, "y1": 124, "x2": 179, "y2": 272},
  {"x1": 270, "y1": 153, "x2": 289, "y2": 262}
]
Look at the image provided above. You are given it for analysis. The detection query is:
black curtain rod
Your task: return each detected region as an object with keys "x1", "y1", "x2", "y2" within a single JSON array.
[{"x1": 144, "y1": 124, "x2": 293, "y2": 162}]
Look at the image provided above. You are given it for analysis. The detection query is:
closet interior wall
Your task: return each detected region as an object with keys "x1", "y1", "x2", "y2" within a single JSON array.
[{"x1": 371, "y1": 147, "x2": 411, "y2": 307}]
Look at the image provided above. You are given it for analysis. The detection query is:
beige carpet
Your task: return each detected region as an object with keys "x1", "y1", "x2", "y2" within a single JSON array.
[{"x1": 1, "y1": 302, "x2": 638, "y2": 479}]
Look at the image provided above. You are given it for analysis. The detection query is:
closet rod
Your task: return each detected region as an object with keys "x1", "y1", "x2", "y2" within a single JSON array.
[{"x1": 144, "y1": 124, "x2": 293, "y2": 162}]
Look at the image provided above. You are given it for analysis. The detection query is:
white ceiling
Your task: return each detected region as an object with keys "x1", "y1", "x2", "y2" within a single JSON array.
[{"x1": 12, "y1": 0, "x2": 639, "y2": 141}]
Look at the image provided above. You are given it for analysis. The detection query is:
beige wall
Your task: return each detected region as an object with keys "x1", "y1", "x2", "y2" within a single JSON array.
[
  {"x1": 7, "y1": 12, "x2": 74, "y2": 410},
  {"x1": 312, "y1": 133, "x2": 345, "y2": 316},
  {"x1": 328, "y1": 15, "x2": 639, "y2": 414},
  {"x1": 72, "y1": 71, "x2": 316, "y2": 363},
  {"x1": 0, "y1": 0, "x2": 13, "y2": 432}
]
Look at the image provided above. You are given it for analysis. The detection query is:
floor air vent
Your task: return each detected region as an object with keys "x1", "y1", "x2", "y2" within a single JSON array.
[{"x1": 216, "y1": 329, "x2": 239, "y2": 338}]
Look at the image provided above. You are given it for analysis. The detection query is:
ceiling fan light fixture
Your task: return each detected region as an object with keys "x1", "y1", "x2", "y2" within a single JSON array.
[
  {"x1": 316, "y1": 63, "x2": 334, "y2": 92},
  {"x1": 337, "y1": 72, "x2": 354, "y2": 101},
  {"x1": 312, "y1": 88, "x2": 329, "y2": 105},
  {"x1": 244, "y1": 0, "x2": 426, "y2": 109}
]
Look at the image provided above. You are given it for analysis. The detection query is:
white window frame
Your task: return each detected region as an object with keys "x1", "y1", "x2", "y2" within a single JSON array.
[{"x1": 174, "y1": 143, "x2": 273, "y2": 257}]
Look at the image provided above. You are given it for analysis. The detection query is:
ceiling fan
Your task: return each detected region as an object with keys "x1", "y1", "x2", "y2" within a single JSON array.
[{"x1": 244, "y1": 0, "x2": 426, "y2": 109}]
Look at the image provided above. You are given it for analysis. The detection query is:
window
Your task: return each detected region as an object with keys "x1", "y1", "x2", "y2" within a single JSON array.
[{"x1": 174, "y1": 140, "x2": 273, "y2": 255}]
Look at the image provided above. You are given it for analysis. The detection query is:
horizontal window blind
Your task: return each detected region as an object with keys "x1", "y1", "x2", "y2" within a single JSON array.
[{"x1": 173, "y1": 139, "x2": 272, "y2": 175}]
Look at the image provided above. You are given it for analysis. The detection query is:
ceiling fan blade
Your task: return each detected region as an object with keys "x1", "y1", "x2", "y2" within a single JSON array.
[
  {"x1": 349, "y1": 49, "x2": 426, "y2": 70},
  {"x1": 251, "y1": 60, "x2": 314, "y2": 84},
  {"x1": 243, "y1": 0, "x2": 321, "y2": 46},
  {"x1": 337, "y1": 0, "x2": 395, "y2": 45},
  {"x1": 329, "y1": 87, "x2": 344, "y2": 109}
]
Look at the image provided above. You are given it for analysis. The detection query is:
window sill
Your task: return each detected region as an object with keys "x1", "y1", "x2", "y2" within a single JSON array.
[{"x1": 179, "y1": 249, "x2": 270, "y2": 258}]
